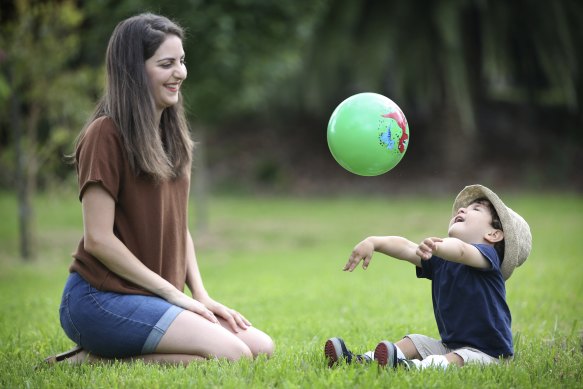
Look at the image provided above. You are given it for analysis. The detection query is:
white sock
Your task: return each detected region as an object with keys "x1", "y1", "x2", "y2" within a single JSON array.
[
  {"x1": 395, "y1": 345, "x2": 406, "y2": 361},
  {"x1": 420, "y1": 355, "x2": 449, "y2": 370},
  {"x1": 409, "y1": 359, "x2": 423, "y2": 369}
]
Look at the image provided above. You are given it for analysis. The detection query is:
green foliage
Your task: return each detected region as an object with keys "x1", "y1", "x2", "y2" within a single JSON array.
[
  {"x1": 0, "y1": 191, "x2": 582, "y2": 387},
  {"x1": 71, "y1": 0, "x2": 328, "y2": 123},
  {"x1": 481, "y1": 0, "x2": 581, "y2": 107},
  {"x1": 1, "y1": 0, "x2": 581, "y2": 191},
  {"x1": 297, "y1": 0, "x2": 583, "y2": 111},
  {"x1": 0, "y1": 0, "x2": 101, "y2": 188},
  {"x1": 171, "y1": 0, "x2": 328, "y2": 122}
]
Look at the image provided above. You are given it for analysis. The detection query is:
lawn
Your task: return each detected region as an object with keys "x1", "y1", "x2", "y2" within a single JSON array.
[{"x1": 0, "y1": 189, "x2": 582, "y2": 388}]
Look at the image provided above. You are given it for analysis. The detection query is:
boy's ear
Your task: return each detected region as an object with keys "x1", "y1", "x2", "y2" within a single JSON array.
[{"x1": 485, "y1": 229, "x2": 504, "y2": 243}]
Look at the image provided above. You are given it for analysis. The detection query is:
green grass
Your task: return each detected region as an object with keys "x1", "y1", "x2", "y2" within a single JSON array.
[{"x1": 1, "y1": 190, "x2": 582, "y2": 388}]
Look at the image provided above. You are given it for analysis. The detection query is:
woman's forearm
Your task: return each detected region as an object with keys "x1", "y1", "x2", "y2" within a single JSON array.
[
  {"x1": 185, "y1": 231, "x2": 209, "y2": 300},
  {"x1": 85, "y1": 233, "x2": 180, "y2": 300}
]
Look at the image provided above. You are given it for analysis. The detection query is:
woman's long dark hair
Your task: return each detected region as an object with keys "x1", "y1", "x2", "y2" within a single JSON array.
[{"x1": 73, "y1": 13, "x2": 193, "y2": 181}]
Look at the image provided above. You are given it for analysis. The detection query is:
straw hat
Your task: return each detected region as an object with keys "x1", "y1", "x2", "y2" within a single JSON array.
[{"x1": 452, "y1": 185, "x2": 532, "y2": 281}]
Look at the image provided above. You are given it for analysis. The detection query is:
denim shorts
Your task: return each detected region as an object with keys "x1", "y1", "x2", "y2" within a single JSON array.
[{"x1": 59, "y1": 272, "x2": 183, "y2": 358}]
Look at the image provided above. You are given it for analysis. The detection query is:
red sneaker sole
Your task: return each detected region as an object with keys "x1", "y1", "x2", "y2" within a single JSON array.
[
  {"x1": 374, "y1": 342, "x2": 394, "y2": 367},
  {"x1": 324, "y1": 340, "x2": 339, "y2": 367}
]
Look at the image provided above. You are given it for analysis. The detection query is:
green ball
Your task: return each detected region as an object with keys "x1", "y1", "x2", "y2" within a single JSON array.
[{"x1": 327, "y1": 92, "x2": 410, "y2": 176}]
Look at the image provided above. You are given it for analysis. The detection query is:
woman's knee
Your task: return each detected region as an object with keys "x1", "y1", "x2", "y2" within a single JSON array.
[
  {"x1": 235, "y1": 327, "x2": 275, "y2": 358},
  {"x1": 158, "y1": 311, "x2": 252, "y2": 360},
  {"x1": 220, "y1": 339, "x2": 253, "y2": 361},
  {"x1": 252, "y1": 332, "x2": 275, "y2": 357}
]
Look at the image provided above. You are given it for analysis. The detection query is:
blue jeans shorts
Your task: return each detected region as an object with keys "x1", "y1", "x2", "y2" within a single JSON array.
[{"x1": 59, "y1": 272, "x2": 183, "y2": 358}]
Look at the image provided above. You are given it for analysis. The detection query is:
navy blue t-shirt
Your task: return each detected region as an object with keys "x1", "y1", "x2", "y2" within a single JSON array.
[{"x1": 416, "y1": 244, "x2": 513, "y2": 358}]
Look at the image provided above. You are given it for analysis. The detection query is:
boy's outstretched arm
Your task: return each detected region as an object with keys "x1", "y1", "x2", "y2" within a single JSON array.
[
  {"x1": 343, "y1": 236, "x2": 421, "y2": 272},
  {"x1": 417, "y1": 237, "x2": 491, "y2": 269}
]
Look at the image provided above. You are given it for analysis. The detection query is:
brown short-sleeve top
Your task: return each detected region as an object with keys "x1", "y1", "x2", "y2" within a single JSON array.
[{"x1": 70, "y1": 116, "x2": 189, "y2": 295}]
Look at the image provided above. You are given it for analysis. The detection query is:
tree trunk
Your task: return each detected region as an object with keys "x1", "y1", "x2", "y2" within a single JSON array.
[
  {"x1": 10, "y1": 81, "x2": 35, "y2": 261},
  {"x1": 441, "y1": 101, "x2": 474, "y2": 179}
]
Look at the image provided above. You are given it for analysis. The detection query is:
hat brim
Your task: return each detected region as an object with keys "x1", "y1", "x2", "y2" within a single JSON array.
[{"x1": 452, "y1": 185, "x2": 519, "y2": 280}]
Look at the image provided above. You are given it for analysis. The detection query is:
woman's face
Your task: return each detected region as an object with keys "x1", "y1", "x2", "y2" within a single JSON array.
[{"x1": 145, "y1": 34, "x2": 187, "y2": 115}]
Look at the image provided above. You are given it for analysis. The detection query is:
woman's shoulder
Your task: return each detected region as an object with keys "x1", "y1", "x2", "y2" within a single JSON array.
[
  {"x1": 77, "y1": 116, "x2": 124, "y2": 156},
  {"x1": 82, "y1": 116, "x2": 122, "y2": 143},
  {"x1": 86, "y1": 116, "x2": 119, "y2": 135}
]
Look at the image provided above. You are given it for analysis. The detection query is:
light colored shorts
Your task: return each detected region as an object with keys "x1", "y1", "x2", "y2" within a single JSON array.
[{"x1": 406, "y1": 334, "x2": 506, "y2": 365}]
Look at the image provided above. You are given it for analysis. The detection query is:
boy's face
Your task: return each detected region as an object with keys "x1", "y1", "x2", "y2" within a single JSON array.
[{"x1": 448, "y1": 201, "x2": 503, "y2": 244}]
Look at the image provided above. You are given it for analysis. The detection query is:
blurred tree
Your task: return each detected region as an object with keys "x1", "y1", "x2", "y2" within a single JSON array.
[
  {"x1": 0, "y1": 0, "x2": 99, "y2": 260},
  {"x1": 481, "y1": 0, "x2": 580, "y2": 108},
  {"x1": 280, "y1": 0, "x2": 581, "y2": 176},
  {"x1": 169, "y1": 1, "x2": 327, "y2": 229},
  {"x1": 1, "y1": 0, "x2": 580, "y2": 223}
]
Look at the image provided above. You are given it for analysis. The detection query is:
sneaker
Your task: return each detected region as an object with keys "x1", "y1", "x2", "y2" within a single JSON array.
[
  {"x1": 324, "y1": 337, "x2": 372, "y2": 367},
  {"x1": 374, "y1": 340, "x2": 398, "y2": 368},
  {"x1": 397, "y1": 358, "x2": 419, "y2": 370},
  {"x1": 374, "y1": 340, "x2": 419, "y2": 369}
]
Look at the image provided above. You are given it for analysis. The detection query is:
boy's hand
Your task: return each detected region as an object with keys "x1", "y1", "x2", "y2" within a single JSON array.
[
  {"x1": 416, "y1": 237, "x2": 444, "y2": 260},
  {"x1": 343, "y1": 239, "x2": 374, "y2": 271}
]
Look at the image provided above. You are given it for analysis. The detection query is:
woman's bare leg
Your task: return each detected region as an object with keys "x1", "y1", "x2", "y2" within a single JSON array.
[
  {"x1": 154, "y1": 310, "x2": 253, "y2": 360},
  {"x1": 216, "y1": 317, "x2": 275, "y2": 357},
  {"x1": 55, "y1": 310, "x2": 274, "y2": 365}
]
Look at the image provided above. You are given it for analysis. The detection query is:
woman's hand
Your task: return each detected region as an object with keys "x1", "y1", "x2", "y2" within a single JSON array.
[
  {"x1": 167, "y1": 292, "x2": 219, "y2": 325},
  {"x1": 198, "y1": 295, "x2": 252, "y2": 333}
]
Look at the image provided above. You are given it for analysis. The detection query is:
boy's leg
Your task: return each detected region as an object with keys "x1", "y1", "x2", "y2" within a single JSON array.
[
  {"x1": 375, "y1": 334, "x2": 447, "y2": 368},
  {"x1": 402, "y1": 334, "x2": 448, "y2": 359},
  {"x1": 375, "y1": 335, "x2": 498, "y2": 370},
  {"x1": 395, "y1": 337, "x2": 422, "y2": 360},
  {"x1": 444, "y1": 352, "x2": 464, "y2": 367},
  {"x1": 450, "y1": 347, "x2": 500, "y2": 366},
  {"x1": 398, "y1": 335, "x2": 464, "y2": 368}
]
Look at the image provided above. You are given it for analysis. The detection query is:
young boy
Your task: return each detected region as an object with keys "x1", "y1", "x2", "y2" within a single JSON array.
[{"x1": 324, "y1": 185, "x2": 531, "y2": 370}]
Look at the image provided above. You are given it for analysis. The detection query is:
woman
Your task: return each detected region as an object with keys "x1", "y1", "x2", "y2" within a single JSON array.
[{"x1": 46, "y1": 13, "x2": 274, "y2": 364}]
